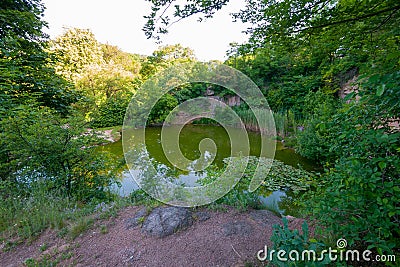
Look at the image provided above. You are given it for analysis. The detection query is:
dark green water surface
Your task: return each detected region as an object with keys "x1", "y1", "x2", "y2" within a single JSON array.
[{"x1": 98, "y1": 125, "x2": 318, "y2": 215}]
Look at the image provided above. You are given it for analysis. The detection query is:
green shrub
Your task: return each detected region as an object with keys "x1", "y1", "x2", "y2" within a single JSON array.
[
  {"x1": 0, "y1": 106, "x2": 119, "y2": 200},
  {"x1": 296, "y1": 118, "x2": 332, "y2": 162},
  {"x1": 148, "y1": 94, "x2": 178, "y2": 124},
  {"x1": 296, "y1": 90, "x2": 339, "y2": 162},
  {"x1": 268, "y1": 218, "x2": 330, "y2": 266},
  {"x1": 90, "y1": 93, "x2": 132, "y2": 128},
  {"x1": 303, "y1": 72, "x2": 400, "y2": 255},
  {"x1": 306, "y1": 128, "x2": 400, "y2": 254}
]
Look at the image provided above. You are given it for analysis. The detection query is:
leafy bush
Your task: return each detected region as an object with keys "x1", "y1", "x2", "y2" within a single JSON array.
[
  {"x1": 303, "y1": 72, "x2": 400, "y2": 255},
  {"x1": 148, "y1": 93, "x2": 178, "y2": 124},
  {"x1": 306, "y1": 127, "x2": 400, "y2": 254},
  {"x1": 296, "y1": 118, "x2": 333, "y2": 162},
  {"x1": 0, "y1": 106, "x2": 119, "y2": 200},
  {"x1": 91, "y1": 93, "x2": 132, "y2": 128},
  {"x1": 269, "y1": 218, "x2": 330, "y2": 266},
  {"x1": 296, "y1": 90, "x2": 339, "y2": 162}
]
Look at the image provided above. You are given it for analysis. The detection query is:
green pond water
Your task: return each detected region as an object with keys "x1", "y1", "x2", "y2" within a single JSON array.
[{"x1": 98, "y1": 125, "x2": 318, "y2": 215}]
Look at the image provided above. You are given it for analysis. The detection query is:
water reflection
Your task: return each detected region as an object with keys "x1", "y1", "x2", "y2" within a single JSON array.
[
  {"x1": 99, "y1": 125, "x2": 318, "y2": 211},
  {"x1": 259, "y1": 191, "x2": 286, "y2": 215}
]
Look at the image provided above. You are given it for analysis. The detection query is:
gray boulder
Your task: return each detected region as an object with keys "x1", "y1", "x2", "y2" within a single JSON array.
[
  {"x1": 126, "y1": 208, "x2": 148, "y2": 229},
  {"x1": 142, "y1": 206, "x2": 193, "y2": 237}
]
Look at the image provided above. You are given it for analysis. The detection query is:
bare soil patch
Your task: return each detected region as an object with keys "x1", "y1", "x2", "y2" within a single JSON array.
[{"x1": 0, "y1": 205, "x2": 295, "y2": 267}]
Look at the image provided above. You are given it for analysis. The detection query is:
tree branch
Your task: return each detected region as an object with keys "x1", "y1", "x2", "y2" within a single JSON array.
[{"x1": 298, "y1": 4, "x2": 400, "y2": 33}]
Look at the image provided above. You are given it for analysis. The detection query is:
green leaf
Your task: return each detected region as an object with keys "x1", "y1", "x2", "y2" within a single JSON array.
[
  {"x1": 376, "y1": 84, "x2": 385, "y2": 96},
  {"x1": 378, "y1": 161, "x2": 386, "y2": 170},
  {"x1": 343, "y1": 92, "x2": 355, "y2": 101},
  {"x1": 369, "y1": 74, "x2": 381, "y2": 84}
]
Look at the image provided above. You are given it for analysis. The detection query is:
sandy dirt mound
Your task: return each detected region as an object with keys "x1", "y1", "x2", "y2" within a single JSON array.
[{"x1": 1, "y1": 205, "x2": 286, "y2": 267}]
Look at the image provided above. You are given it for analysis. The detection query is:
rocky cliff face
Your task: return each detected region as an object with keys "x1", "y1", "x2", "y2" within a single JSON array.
[
  {"x1": 338, "y1": 75, "x2": 360, "y2": 103},
  {"x1": 337, "y1": 71, "x2": 399, "y2": 131}
]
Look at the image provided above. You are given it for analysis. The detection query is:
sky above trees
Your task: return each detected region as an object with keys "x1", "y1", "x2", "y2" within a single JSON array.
[{"x1": 42, "y1": 0, "x2": 249, "y2": 61}]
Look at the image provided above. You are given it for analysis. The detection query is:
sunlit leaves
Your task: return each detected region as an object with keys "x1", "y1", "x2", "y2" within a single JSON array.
[
  {"x1": 0, "y1": 0, "x2": 77, "y2": 114},
  {"x1": 49, "y1": 28, "x2": 104, "y2": 82}
]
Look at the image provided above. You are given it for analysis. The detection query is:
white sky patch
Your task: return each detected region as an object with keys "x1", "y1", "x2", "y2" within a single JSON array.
[{"x1": 42, "y1": 0, "x2": 249, "y2": 61}]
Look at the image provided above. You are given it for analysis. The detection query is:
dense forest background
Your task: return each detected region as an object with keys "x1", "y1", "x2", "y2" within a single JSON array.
[{"x1": 1, "y1": 0, "x2": 399, "y2": 262}]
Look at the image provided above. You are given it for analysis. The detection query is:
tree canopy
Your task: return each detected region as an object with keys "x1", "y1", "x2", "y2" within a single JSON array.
[
  {"x1": 144, "y1": 0, "x2": 400, "y2": 47},
  {"x1": 0, "y1": 0, "x2": 77, "y2": 114}
]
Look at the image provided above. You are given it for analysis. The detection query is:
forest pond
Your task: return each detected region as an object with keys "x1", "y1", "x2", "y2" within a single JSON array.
[{"x1": 97, "y1": 125, "x2": 318, "y2": 215}]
